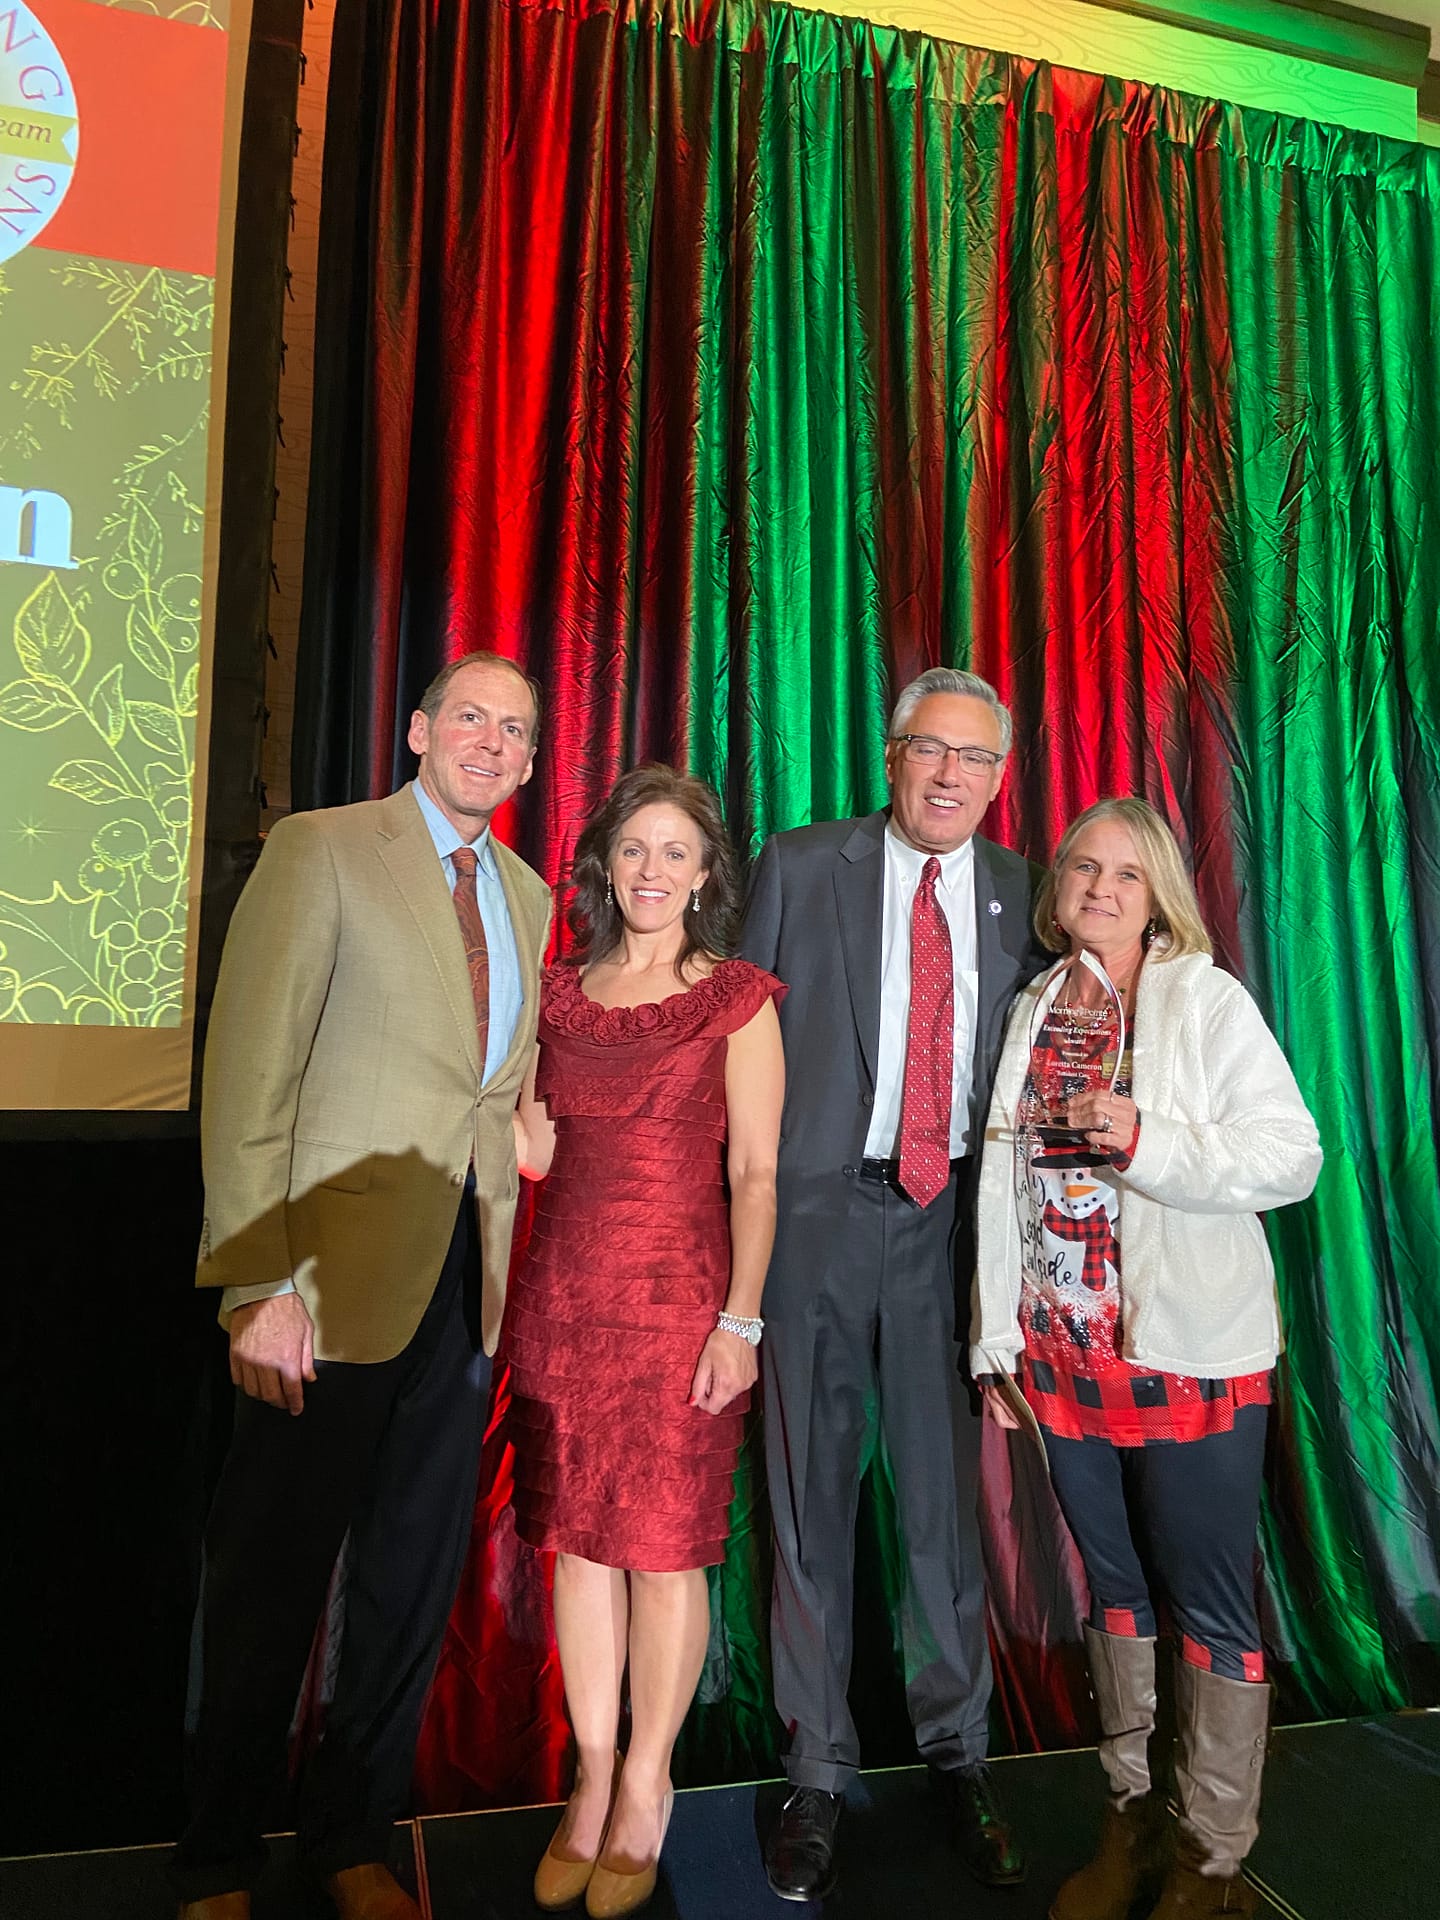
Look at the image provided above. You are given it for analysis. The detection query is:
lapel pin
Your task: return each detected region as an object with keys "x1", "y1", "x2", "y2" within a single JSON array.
[{"x1": 988, "y1": 899, "x2": 1002, "y2": 915}]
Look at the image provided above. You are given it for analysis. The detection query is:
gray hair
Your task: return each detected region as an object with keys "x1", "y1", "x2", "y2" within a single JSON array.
[{"x1": 888, "y1": 666, "x2": 1012, "y2": 756}]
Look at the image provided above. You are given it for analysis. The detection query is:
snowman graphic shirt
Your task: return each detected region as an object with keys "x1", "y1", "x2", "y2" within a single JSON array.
[{"x1": 1016, "y1": 999, "x2": 1269, "y2": 1447}]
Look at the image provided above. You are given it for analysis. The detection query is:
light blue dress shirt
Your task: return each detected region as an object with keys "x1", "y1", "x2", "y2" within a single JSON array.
[
  {"x1": 409, "y1": 777, "x2": 525, "y2": 1085},
  {"x1": 220, "y1": 780, "x2": 527, "y2": 1315}
]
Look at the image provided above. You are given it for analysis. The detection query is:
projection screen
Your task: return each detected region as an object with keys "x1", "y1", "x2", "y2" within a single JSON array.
[{"x1": 0, "y1": 0, "x2": 250, "y2": 1109}]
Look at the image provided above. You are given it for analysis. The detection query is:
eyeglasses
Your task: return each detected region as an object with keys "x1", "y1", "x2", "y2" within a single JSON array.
[{"x1": 891, "y1": 734, "x2": 1004, "y2": 773}]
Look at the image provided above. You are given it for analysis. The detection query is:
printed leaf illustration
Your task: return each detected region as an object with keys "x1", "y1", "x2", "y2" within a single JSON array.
[
  {"x1": 89, "y1": 665, "x2": 126, "y2": 747},
  {"x1": 14, "y1": 574, "x2": 91, "y2": 688},
  {"x1": 0, "y1": 676, "x2": 77, "y2": 730},
  {"x1": 126, "y1": 603, "x2": 171, "y2": 683},
  {"x1": 128, "y1": 700, "x2": 186, "y2": 758},
  {"x1": 128, "y1": 496, "x2": 163, "y2": 573},
  {"x1": 50, "y1": 760, "x2": 133, "y2": 805},
  {"x1": 1, "y1": 254, "x2": 212, "y2": 1030}
]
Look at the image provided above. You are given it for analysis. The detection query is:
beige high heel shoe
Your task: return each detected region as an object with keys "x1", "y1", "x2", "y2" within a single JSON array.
[
  {"x1": 584, "y1": 1789, "x2": 674, "y2": 1918},
  {"x1": 534, "y1": 1754, "x2": 622, "y2": 1912}
]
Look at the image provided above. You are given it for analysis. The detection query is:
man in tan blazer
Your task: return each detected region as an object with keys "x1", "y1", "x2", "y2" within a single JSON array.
[{"x1": 174, "y1": 653, "x2": 551, "y2": 1920}]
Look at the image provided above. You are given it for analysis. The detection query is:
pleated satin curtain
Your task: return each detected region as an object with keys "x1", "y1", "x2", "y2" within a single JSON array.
[{"x1": 294, "y1": 0, "x2": 1440, "y2": 1807}]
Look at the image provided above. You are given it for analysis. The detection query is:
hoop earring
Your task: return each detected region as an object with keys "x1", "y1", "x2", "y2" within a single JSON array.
[
  {"x1": 691, "y1": 888, "x2": 701, "y2": 914},
  {"x1": 605, "y1": 878, "x2": 614, "y2": 906}
]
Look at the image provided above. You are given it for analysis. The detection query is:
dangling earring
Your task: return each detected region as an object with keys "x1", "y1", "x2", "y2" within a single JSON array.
[
  {"x1": 1144, "y1": 916, "x2": 1159, "y2": 945},
  {"x1": 691, "y1": 888, "x2": 701, "y2": 914},
  {"x1": 605, "y1": 878, "x2": 614, "y2": 906}
]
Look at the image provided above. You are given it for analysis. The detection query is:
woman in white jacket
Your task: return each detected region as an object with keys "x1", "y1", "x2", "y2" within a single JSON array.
[{"x1": 971, "y1": 798, "x2": 1321, "y2": 1920}]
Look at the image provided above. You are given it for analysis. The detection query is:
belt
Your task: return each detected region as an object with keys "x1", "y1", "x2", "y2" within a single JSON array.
[{"x1": 858, "y1": 1155, "x2": 969, "y2": 1184}]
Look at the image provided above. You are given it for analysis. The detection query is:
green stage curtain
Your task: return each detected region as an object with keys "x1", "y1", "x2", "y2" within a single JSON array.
[{"x1": 294, "y1": 0, "x2": 1440, "y2": 1806}]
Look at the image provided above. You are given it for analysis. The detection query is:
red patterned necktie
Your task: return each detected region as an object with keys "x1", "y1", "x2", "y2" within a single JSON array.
[
  {"x1": 450, "y1": 845, "x2": 490, "y2": 1073},
  {"x1": 897, "y1": 855, "x2": 954, "y2": 1208}
]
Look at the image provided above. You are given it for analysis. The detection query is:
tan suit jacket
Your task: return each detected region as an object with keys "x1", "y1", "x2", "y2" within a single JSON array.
[{"x1": 197, "y1": 786, "x2": 551, "y2": 1362}]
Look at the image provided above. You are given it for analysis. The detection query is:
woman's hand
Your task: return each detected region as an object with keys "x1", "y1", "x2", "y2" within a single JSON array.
[
  {"x1": 978, "y1": 1380, "x2": 1022, "y2": 1430},
  {"x1": 689, "y1": 1328, "x2": 758, "y2": 1416},
  {"x1": 1066, "y1": 1087, "x2": 1139, "y2": 1156},
  {"x1": 514, "y1": 1044, "x2": 556, "y2": 1180}
]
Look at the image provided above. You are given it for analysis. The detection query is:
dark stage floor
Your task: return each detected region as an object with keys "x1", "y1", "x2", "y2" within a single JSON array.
[{"x1": 4, "y1": 1711, "x2": 1436, "y2": 1918}]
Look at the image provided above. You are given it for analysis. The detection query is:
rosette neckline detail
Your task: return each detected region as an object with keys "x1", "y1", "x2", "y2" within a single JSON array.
[{"x1": 544, "y1": 958, "x2": 757, "y2": 1045}]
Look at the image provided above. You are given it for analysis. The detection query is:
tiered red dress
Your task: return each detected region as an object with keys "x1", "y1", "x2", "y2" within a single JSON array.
[{"x1": 505, "y1": 957, "x2": 785, "y2": 1572}]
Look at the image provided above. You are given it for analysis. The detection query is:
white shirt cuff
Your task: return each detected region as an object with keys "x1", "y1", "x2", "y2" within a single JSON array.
[{"x1": 220, "y1": 1277, "x2": 297, "y2": 1317}]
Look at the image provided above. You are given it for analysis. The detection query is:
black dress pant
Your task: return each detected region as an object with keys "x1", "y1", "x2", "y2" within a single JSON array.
[
  {"x1": 1043, "y1": 1405, "x2": 1269, "y2": 1682},
  {"x1": 763, "y1": 1161, "x2": 990, "y2": 1791},
  {"x1": 172, "y1": 1193, "x2": 490, "y2": 1899}
]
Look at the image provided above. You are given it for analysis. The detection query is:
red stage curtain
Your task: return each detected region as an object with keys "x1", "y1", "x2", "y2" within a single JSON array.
[{"x1": 292, "y1": 1, "x2": 1440, "y2": 1808}]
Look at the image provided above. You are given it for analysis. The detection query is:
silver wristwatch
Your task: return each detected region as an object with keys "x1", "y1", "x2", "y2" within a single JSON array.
[{"x1": 717, "y1": 1311, "x2": 764, "y2": 1347}]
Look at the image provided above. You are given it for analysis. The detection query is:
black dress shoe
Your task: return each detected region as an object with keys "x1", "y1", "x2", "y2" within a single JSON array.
[
  {"x1": 929, "y1": 1763, "x2": 1027, "y2": 1886},
  {"x1": 764, "y1": 1787, "x2": 843, "y2": 1902}
]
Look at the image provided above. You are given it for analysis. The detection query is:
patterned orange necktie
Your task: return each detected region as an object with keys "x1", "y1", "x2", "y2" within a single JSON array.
[
  {"x1": 897, "y1": 856, "x2": 954, "y2": 1208},
  {"x1": 450, "y1": 845, "x2": 490, "y2": 1074}
]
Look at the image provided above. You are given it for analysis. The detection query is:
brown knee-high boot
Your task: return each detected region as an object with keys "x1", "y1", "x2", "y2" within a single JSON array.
[
  {"x1": 1050, "y1": 1627, "x2": 1171, "y2": 1920},
  {"x1": 1146, "y1": 1661, "x2": 1268, "y2": 1918}
]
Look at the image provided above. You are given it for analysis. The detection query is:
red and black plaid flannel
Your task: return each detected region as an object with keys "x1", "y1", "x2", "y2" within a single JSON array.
[{"x1": 1022, "y1": 1352, "x2": 1271, "y2": 1446}]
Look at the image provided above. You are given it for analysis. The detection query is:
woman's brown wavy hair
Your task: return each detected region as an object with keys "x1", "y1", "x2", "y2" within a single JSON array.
[{"x1": 568, "y1": 765, "x2": 741, "y2": 978}]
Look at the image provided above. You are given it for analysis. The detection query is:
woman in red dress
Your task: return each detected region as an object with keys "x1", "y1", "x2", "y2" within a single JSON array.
[{"x1": 509, "y1": 765, "x2": 784, "y2": 1918}]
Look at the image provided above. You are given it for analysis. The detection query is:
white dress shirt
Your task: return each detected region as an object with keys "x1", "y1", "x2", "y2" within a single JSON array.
[{"x1": 864, "y1": 826, "x2": 979, "y2": 1160}]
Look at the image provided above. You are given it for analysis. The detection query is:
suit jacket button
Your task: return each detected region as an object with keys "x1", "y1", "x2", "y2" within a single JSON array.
[
  {"x1": 861, "y1": 1091, "x2": 873, "y2": 1107},
  {"x1": 843, "y1": 1164, "x2": 857, "y2": 1177},
  {"x1": 451, "y1": 1172, "x2": 465, "y2": 1187}
]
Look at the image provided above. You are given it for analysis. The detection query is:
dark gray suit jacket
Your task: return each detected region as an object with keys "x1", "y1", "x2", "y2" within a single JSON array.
[{"x1": 740, "y1": 809, "x2": 1048, "y2": 1303}]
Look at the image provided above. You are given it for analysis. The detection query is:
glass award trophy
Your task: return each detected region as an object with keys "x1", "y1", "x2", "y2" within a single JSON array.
[{"x1": 1025, "y1": 949, "x2": 1128, "y2": 1170}]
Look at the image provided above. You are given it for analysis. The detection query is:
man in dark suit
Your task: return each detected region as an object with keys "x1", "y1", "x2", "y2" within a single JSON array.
[{"x1": 741, "y1": 667, "x2": 1048, "y2": 1901}]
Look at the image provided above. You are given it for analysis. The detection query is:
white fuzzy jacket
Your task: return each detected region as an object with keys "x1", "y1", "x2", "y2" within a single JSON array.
[{"x1": 971, "y1": 948, "x2": 1323, "y2": 1381}]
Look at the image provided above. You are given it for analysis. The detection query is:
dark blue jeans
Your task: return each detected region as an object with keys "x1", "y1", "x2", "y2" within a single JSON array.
[{"x1": 1044, "y1": 1405, "x2": 1268, "y2": 1681}]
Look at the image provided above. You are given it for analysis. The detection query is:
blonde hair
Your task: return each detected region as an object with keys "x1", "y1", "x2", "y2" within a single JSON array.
[{"x1": 1035, "y1": 797, "x2": 1212, "y2": 959}]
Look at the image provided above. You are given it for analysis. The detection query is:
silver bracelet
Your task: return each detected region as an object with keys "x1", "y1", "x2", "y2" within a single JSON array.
[{"x1": 717, "y1": 1310, "x2": 764, "y2": 1346}]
